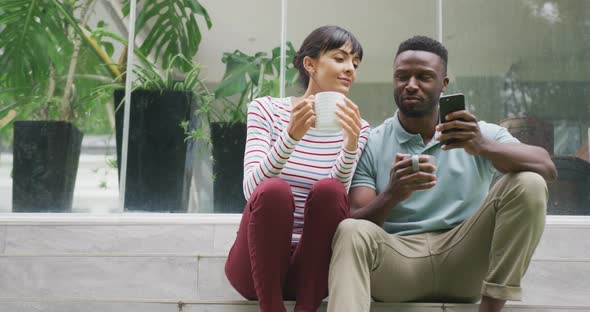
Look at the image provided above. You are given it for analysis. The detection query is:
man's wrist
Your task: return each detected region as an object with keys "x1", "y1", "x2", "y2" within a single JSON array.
[
  {"x1": 477, "y1": 137, "x2": 498, "y2": 158},
  {"x1": 381, "y1": 186, "x2": 399, "y2": 206}
]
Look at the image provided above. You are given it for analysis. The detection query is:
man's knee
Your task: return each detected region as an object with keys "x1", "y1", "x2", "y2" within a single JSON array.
[
  {"x1": 332, "y1": 219, "x2": 383, "y2": 251},
  {"x1": 513, "y1": 171, "x2": 547, "y2": 194},
  {"x1": 505, "y1": 171, "x2": 548, "y2": 212},
  {"x1": 496, "y1": 172, "x2": 547, "y2": 233}
]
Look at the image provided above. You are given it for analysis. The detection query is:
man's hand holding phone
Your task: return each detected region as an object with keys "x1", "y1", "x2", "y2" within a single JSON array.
[{"x1": 436, "y1": 95, "x2": 491, "y2": 156}]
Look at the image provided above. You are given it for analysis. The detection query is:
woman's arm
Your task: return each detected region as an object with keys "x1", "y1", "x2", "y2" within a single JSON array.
[
  {"x1": 242, "y1": 99, "x2": 298, "y2": 200},
  {"x1": 329, "y1": 98, "x2": 370, "y2": 190},
  {"x1": 243, "y1": 96, "x2": 316, "y2": 200}
]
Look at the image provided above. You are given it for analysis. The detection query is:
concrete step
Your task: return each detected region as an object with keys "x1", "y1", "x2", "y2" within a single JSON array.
[
  {"x1": 0, "y1": 299, "x2": 589, "y2": 312},
  {"x1": 0, "y1": 214, "x2": 589, "y2": 309},
  {"x1": 0, "y1": 214, "x2": 588, "y2": 259},
  {"x1": 6, "y1": 254, "x2": 589, "y2": 304}
]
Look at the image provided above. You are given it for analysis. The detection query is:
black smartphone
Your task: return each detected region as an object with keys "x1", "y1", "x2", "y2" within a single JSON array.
[{"x1": 439, "y1": 93, "x2": 465, "y2": 146}]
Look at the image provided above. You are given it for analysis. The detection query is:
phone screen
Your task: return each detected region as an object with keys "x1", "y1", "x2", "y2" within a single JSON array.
[{"x1": 439, "y1": 93, "x2": 465, "y2": 145}]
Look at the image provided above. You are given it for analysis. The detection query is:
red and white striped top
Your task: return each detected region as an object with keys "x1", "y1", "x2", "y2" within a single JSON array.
[{"x1": 243, "y1": 96, "x2": 370, "y2": 245}]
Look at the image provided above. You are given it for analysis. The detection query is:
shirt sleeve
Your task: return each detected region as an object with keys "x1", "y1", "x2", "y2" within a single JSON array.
[
  {"x1": 478, "y1": 121, "x2": 520, "y2": 144},
  {"x1": 478, "y1": 121, "x2": 521, "y2": 173},
  {"x1": 242, "y1": 98, "x2": 298, "y2": 201},
  {"x1": 494, "y1": 125, "x2": 520, "y2": 143},
  {"x1": 351, "y1": 127, "x2": 377, "y2": 190},
  {"x1": 329, "y1": 120, "x2": 371, "y2": 191}
]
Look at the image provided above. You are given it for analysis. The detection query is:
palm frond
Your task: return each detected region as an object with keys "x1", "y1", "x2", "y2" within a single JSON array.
[
  {"x1": 122, "y1": 0, "x2": 212, "y2": 73},
  {"x1": 0, "y1": 0, "x2": 69, "y2": 86}
]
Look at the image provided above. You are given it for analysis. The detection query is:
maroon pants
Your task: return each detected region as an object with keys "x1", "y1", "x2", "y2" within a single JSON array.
[{"x1": 225, "y1": 178, "x2": 350, "y2": 312}]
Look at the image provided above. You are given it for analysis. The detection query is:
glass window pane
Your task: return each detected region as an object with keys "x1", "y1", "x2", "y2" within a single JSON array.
[
  {"x1": 443, "y1": 0, "x2": 590, "y2": 215},
  {"x1": 0, "y1": 0, "x2": 124, "y2": 213},
  {"x1": 111, "y1": 0, "x2": 222, "y2": 213},
  {"x1": 192, "y1": 0, "x2": 282, "y2": 213},
  {"x1": 287, "y1": 0, "x2": 439, "y2": 126}
]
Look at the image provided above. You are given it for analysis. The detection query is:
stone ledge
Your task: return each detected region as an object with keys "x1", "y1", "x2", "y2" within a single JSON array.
[
  {"x1": 0, "y1": 255, "x2": 587, "y2": 305},
  {"x1": 0, "y1": 213, "x2": 243, "y2": 225},
  {"x1": 0, "y1": 214, "x2": 588, "y2": 226},
  {"x1": 1, "y1": 298, "x2": 590, "y2": 312}
]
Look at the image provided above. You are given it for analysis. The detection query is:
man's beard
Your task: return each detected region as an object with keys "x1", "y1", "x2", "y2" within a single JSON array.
[{"x1": 395, "y1": 97, "x2": 437, "y2": 118}]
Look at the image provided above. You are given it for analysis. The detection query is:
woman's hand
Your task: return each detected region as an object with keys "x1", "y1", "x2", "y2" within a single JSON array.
[
  {"x1": 336, "y1": 97, "x2": 362, "y2": 151},
  {"x1": 287, "y1": 95, "x2": 316, "y2": 140}
]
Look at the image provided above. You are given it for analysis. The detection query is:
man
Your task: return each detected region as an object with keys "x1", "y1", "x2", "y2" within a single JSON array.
[{"x1": 327, "y1": 36, "x2": 557, "y2": 312}]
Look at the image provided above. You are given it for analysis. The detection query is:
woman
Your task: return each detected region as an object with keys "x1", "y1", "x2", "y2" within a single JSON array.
[{"x1": 225, "y1": 25, "x2": 370, "y2": 312}]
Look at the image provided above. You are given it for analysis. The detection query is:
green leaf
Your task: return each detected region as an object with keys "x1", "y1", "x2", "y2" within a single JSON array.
[
  {"x1": 185, "y1": 0, "x2": 212, "y2": 29},
  {"x1": 136, "y1": 1, "x2": 168, "y2": 31},
  {"x1": 122, "y1": 0, "x2": 212, "y2": 74},
  {"x1": 103, "y1": 42, "x2": 114, "y2": 58},
  {"x1": 286, "y1": 68, "x2": 299, "y2": 85},
  {"x1": 214, "y1": 70, "x2": 248, "y2": 99}
]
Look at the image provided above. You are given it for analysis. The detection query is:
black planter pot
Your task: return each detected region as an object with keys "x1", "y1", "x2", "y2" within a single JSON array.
[
  {"x1": 114, "y1": 89, "x2": 197, "y2": 212},
  {"x1": 210, "y1": 122, "x2": 247, "y2": 213},
  {"x1": 548, "y1": 156, "x2": 590, "y2": 215},
  {"x1": 12, "y1": 121, "x2": 83, "y2": 212}
]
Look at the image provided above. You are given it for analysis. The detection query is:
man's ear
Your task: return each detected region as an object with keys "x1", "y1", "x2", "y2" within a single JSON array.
[
  {"x1": 303, "y1": 56, "x2": 317, "y2": 74},
  {"x1": 441, "y1": 76, "x2": 450, "y2": 93}
]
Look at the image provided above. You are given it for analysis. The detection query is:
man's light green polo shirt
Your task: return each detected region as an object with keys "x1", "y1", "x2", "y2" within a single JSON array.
[{"x1": 352, "y1": 112, "x2": 519, "y2": 235}]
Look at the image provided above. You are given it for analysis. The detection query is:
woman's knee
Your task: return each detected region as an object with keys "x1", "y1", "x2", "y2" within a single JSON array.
[
  {"x1": 307, "y1": 178, "x2": 347, "y2": 212},
  {"x1": 249, "y1": 178, "x2": 294, "y2": 216},
  {"x1": 310, "y1": 178, "x2": 346, "y2": 195},
  {"x1": 257, "y1": 177, "x2": 292, "y2": 194}
]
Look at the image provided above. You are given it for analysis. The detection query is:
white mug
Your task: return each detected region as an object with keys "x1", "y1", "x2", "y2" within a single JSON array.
[
  {"x1": 314, "y1": 91, "x2": 344, "y2": 133},
  {"x1": 405, "y1": 154, "x2": 436, "y2": 173}
]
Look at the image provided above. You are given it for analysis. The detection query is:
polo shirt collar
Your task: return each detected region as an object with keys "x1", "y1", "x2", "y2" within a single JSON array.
[{"x1": 392, "y1": 111, "x2": 442, "y2": 148}]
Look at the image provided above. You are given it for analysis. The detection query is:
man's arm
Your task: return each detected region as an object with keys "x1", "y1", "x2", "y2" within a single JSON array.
[
  {"x1": 349, "y1": 187, "x2": 394, "y2": 227},
  {"x1": 436, "y1": 111, "x2": 557, "y2": 182},
  {"x1": 350, "y1": 154, "x2": 437, "y2": 227},
  {"x1": 479, "y1": 142, "x2": 557, "y2": 181}
]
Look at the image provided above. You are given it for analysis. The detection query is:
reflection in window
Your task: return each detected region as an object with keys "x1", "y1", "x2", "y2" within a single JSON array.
[
  {"x1": 1, "y1": 0, "x2": 588, "y2": 215},
  {"x1": 444, "y1": 0, "x2": 590, "y2": 214}
]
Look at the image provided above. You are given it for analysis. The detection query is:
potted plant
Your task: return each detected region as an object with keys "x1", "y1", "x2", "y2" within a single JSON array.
[
  {"x1": 187, "y1": 42, "x2": 298, "y2": 212},
  {"x1": 0, "y1": 0, "x2": 124, "y2": 212},
  {"x1": 110, "y1": 0, "x2": 212, "y2": 212},
  {"x1": 112, "y1": 55, "x2": 212, "y2": 212}
]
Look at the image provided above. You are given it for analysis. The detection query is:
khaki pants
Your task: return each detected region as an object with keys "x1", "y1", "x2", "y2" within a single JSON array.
[{"x1": 327, "y1": 172, "x2": 547, "y2": 312}]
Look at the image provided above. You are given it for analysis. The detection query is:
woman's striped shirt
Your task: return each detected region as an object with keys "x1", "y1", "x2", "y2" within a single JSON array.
[{"x1": 243, "y1": 96, "x2": 370, "y2": 245}]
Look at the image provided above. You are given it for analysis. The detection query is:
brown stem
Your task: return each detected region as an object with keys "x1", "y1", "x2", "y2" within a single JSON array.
[
  {"x1": 41, "y1": 62, "x2": 56, "y2": 120},
  {"x1": 60, "y1": 0, "x2": 96, "y2": 121},
  {"x1": 118, "y1": 45, "x2": 128, "y2": 82}
]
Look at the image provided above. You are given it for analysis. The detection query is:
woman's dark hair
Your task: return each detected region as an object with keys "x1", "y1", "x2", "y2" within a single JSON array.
[{"x1": 293, "y1": 25, "x2": 363, "y2": 88}]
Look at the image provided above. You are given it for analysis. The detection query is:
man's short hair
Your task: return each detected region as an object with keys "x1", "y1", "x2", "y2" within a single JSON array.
[{"x1": 396, "y1": 36, "x2": 448, "y2": 73}]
